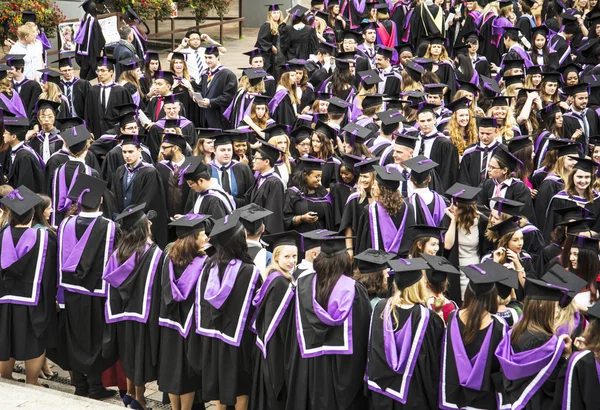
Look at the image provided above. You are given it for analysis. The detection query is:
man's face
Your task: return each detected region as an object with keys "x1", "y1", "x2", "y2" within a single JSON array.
[
  {"x1": 417, "y1": 112, "x2": 435, "y2": 134},
  {"x1": 96, "y1": 66, "x2": 113, "y2": 83},
  {"x1": 250, "y1": 56, "x2": 264, "y2": 68},
  {"x1": 120, "y1": 122, "x2": 139, "y2": 135},
  {"x1": 204, "y1": 54, "x2": 219, "y2": 69},
  {"x1": 164, "y1": 102, "x2": 180, "y2": 118},
  {"x1": 478, "y1": 127, "x2": 497, "y2": 146},
  {"x1": 573, "y1": 92, "x2": 589, "y2": 110},
  {"x1": 7, "y1": 66, "x2": 17, "y2": 79},
  {"x1": 122, "y1": 144, "x2": 141, "y2": 165},
  {"x1": 154, "y1": 79, "x2": 171, "y2": 96},
  {"x1": 59, "y1": 65, "x2": 74, "y2": 81},
  {"x1": 375, "y1": 55, "x2": 390, "y2": 70},
  {"x1": 215, "y1": 144, "x2": 233, "y2": 165},
  {"x1": 188, "y1": 33, "x2": 202, "y2": 50},
  {"x1": 426, "y1": 94, "x2": 442, "y2": 106},
  {"x1": 399, "y1": 51, "x2": 413, "y2": 66},
  {"x1": 3, "y1": 130, "x2": 15, "y2": 145},
  {"x1": 392, "y1": 145, "x2": 413, "y2": 164},
  {"x1": 363, "y1": 29, "x2": 376, "y2": 44},
  {"x1": 342, "y1": 39, "x2": 357, "y2": 52},
  {"x1": 160, "y1": 143, "x2": 175, "y2": 161},
  {"x1": 38, "y1": 108, "x2": 55, "y2": 129}
]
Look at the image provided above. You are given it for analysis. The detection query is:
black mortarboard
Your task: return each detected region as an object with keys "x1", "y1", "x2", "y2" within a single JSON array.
[
  {"x1": 62, "y1": 125, "x2": 91, "y2": 152},
  {"x1": 96, "y1": 56, "x2": 116, "y2": 70},
  {"x1": 36, "y1": 99, "x2": 61, "y2": 113},
  {"x1": 154, "y1": 70, "x2": 174, "y2": 85},
  {"x1": 262, "y1": 230, "x2": 302, "y2": 253},
  {"x1": 586, "y1": 300, "x2": 600, "y2": 322},
  {"x1": 256, "y1": 140, "x2": 283, "y2": 164},
  {"x1": 388, "y1": 257, "x2": 430, "y2": 290},
  {"x1": 245, "y1": 69, "x2": 268, "y2": 86},
  {"x1": 266, "y1": 4, "x2": 282, "y2": 11},
  {"x1": 553, "y1": 205, "x2": 594, "y2": 221},
  {"x1": 289, "y1": 4, "x2": 309, "y2": 18},
  {"x1": 2, "y1": 54, "x2": 25, "y2": 67},
  {"x1": 0, "y1": 186, "x2": 42, "y2": 216},
  {"x1": 316, "y1": 42, "x2": 337, "y2": 55},
  {"x1": 557, "y1": 62, "x2": 581, "y2": 79},
  {"x1": 445, "y1": 97, "x2": 471, "y2": 113},
  {"x1": 341, "y1": 122, "x2": 371, "y2": 146},
  {"x1": 374, "y1": 2, "x2": 390, "y2": 10},
  {"x1": 21, "y1": 11, "x2": 36, "y2": 23},
  {"x1": 251, "y1": 94, "x2": 272, "y2": 106},
  {"x1": 376, "y1": 46, "x2": 394, "y2": 60},
  {"x1": 377, "y1": 109, "x2": 405, "y2": 134},
  {"x1": 115, "y1": 203, "x2": 155, "y2": 230},
  {"x1": 403, "y1": 60, "x2": 424, "y2": 82},
  {"x1": 563, "y1": 83, "x2": 589, "y2": 96},
  {"x1": 0, "y1": 64, "x2": 9, "y2": 80},
  {"x1": 355, "y1": 249, "x2": 395, "y2": 274},
  {"x1": 320, "y1": 235, "x2": 352, "y2": 256},
  {"x1": 411, "y1": 224, "x2": 446, "y2": 240},
  {"x1": 454, "y1": 45, "x2": 470, "y2": 56},
  {"x1": 361, "y1": 93, "x2": 384, "y2": 109},
  {"x1": 555, "y1": 142, "x2": 582, "y2": 157},
  {"x1": 340, "y1": 154, "x2": 363, "y2": 170},
  {"x1": 208, "y1": 133, "x2": 232, "y2": 148},
  {"x1": 119, "y1": 57, "x2": 144, "y2": 73},
  {"x1": 446, "y1": 183, "x2": 481, "y2": 205},
  {"x1": 300, "y1": 229, "x2": 336, "y2": 252},
  {"x1": 315, "y1": 121, "x2": 338, "y2": 141},
  {"x1": 541, "y1": 71, "x2": 561, "y2": 84},
  {"x1": 461, "y1": 260, "x2": 509, "y2": 295},
  {"x1": 492, "y1": 145, "x2": 521, "y2": 172},
  {"x1": 481, "y1": 75, "x2": 502, "y2": 94},
  {"x1": 526, "y1": 65, "x2": 543, "y2": 76},
  {"x1": 67, "y1": 174, "x2": 107, "y2": 211},
  {"x1": 542, "y1": 265, "x2": 588, "y2": 308},
  {"x1": 354, "y1": 158, "x2": 379, "y2": 174},
  {"x1": 492, "y1": 197, "x2": 524, "y2": 217},
  {"x1": 224, "y1": 130, "x2": 250, "y2": 143},
  {"x1": 3, "y1": 117, "x2": 30, "y2": 134},
  {"x1": 570, "y1": 156, "x2": 598, "y2": 173},
  {"x1": 426, "y1": 34, "x2": 445, "y2": 45},
  {"x1": 402, "y1": 156, "x2": 438, "y2": 184},
  {"x1": 327, "y1": 97, "x2": 351, "y2": 113},
  {"x1": 39, "y1": 69, "x2": 61, "y2": 85},
  {"x1": 503, "y1": 75, "x2": 524, "y2": 87},
  {"x1": 162, "y1": 133, "x2": 188, "y2": 151},
  {"x1": 124, "y1": 7, "x2": 143, "y2": 23},
  {"x1": 417, "y1": 102, "x2": 439, "y2": 114},
  {"x1": 502, "y1": 27, "x2": 522, "y2": 41},
  {"x1": 424, "y1": 83, "x2": 447, "y2": 96},
  {"x1": 488, "y1": 96, "x2": 512, "y2": 107},
  {"x1": 291, "y1": 126, "x2": 313, "y2": 143},
  {"x1": 144, "y1": 50, "x2": 160, "y2": 63},
  {"x1": 243, "y1": 48, "x2": 263, "y2": 60},
  {"x1": 263, "y1": 123, "x2": 287, "y2": 138},
  {"x1": 508, "y1": 135, "x2": 533, "y2": 153},
  {"x1": 202, "y1": 45, "x2": 220, "y2": 56},
  {"x1": 55, "y1": 117, "x2": 84, "y2": 130},
  {"x1": 394, "y1": 133, "x2": 418, "y2": 149},
  {"x1": 373, "y1": 165, "x2": 405, "y2": 190},
  {"x1": 421, "y1": 253, "x2": 459, "y2": 285},
  {"x1": 237, "y1": 203, "x2": 273, "y2": 233},
  {"x1": 358, "y1": 69, "x2": 383, "y2": 87},
  {"x1": 525, "y1": 278, "x2": 568, "y2": 302},
  {"x1": 209, "y1": 213, "x2": 244, "y2": 247},
  {"x1": 360, "y1": 21, "x2": 377, "y2": 32},
  {"x1": 342, "y1": 30, "x2": 362, "y2": 43},
  {"x1": 502, "y1": 58, "x2": 525, "y2": 72},
  {"x1": 488, "y1": 215, "x2": 521, "y2": 238},
  {"x1": 556, "y1": 218, "x2": 595, "y2": 234},
  {"x1": 182, "y1": 156, "x2": 211, "y2": 181},
  {"x1": 315, "y1": 10, "x2": 329, "y2": 21},
  {"x1": 456, "y1": 79, "x2": 480, "y2": 96},
  {"x1": 296, "y1": 157, "x2": 325, "y2": 172},
  {"x1": 117, "y1": 134, "x2": 144, "y2": 147},
  {"x1": 396, "y1": 42, "x2": 413, "y2": 54},
  {"x1": 496, "y1": 268, "x2": 520, "y2": 299},
  {"x1": 568, "y1": 234, "x2": 600, "y2": 251}
]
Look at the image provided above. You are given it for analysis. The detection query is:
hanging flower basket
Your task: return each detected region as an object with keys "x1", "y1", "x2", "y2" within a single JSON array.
[
  {"x1": 190, "y1": 0, "x2": 231, "y2": 23},
  {"x1": 112, "y1": 0, "x2": 191, "y2": 22},
  {"x1": 0, "y1": 1, "x2": 65, "y2": 39}
]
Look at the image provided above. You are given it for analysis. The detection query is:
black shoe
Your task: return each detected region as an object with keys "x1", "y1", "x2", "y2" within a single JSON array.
[
  {"x1": 89, "y1": 389, "x2": 117, "y2": 400},
  {"x1": 74, "y1": 389, "x2": 89, "y2": 397}
]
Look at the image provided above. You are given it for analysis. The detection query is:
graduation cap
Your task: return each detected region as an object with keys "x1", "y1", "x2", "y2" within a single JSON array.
[
  {"x1": 327, "y1": 97, "x2": 351, "y2": 114},
  {"x1": 492, "y1": 197, "x2": 524, "y2": 217},
  {"x1": 373, "y1": 2, "x2": 390, "y2": 10},
  {"x1": 563, "y1": 83, "x2": 589, "y2": 96},
  {"x1": 445, "y1": 97, "x2": 470, "y2": 113},
  {"x1": 540, "y1": 71, "x2": 561, "y2": 84},
  {"x1": 124, "y1": 7, "x2": 143, "y2": 23},
  {"x1": 402, "y1": 156, "x2": 438, "y2": 184},
  {"x1": 354, "y1": 158, "x2": 379, "y2": 174},
  {"x1": 403, "y1": 60, "x2": 424, "y2": 82},
  {"x1": 334, "y1": 54, "x2": 355, "y2": 72},
  {"x1": 586, "y1": 299, "x2": 600, "y2": 322},
  {"x1": 289, "y1": 4, "x2": 309, "y2": 18},
  {"x1": 557, "y1": 62, "x2": 581, "y2": 79},
  {"x1": 503, "y1": 75, "x2": 524, "y2": 88},
  {"x1": 424, "y1": 83, "x2": 447, "y2": 96},
  {"x1": 377, "y1": 110, "x2": 405, "y2": 134},
  {"x1": 202, "y1": 45, "x2": 220, "y2": 56},
  {"x1": 492, "y1": 145, "x2": 521, "y2": 172},
  {"x1": 555, "y1": 143, "x2": 582, "y2": 158},
  {"x1": 426, "y1": 34, "x2": 445, "y2": 45},
  {"x1": 162, "y1": 133, "x2": 188, "y2": 151},
  {"x1": 526, "y1": 65, "x2": 544, "y2": 76},
  {"x1": 498, "y1": 0, "x2": 513, "y2": 7},
  {"x1": 342, "y1": 123, "x2": 371, "y2": 146},
  {"x1": 154, "y1": 70, "x2": 174, "y2": 85},
  {"x1": 394, "y1": 132, "x2": 419, "y2": 149},
  {"x1": 3, "y1": 117, "x2": 30, "y2": 134},
  {"x1": 319, "y1": 235, "x2": 352, "y2": 257},
  {"x1": 266, "y1": 4, "x2": 282, "y2": 11},
  {"x1": 446, "y1": 183, "x2": 481, "y2": 205},
  {"x1": 340, "y1": 154, "x2": 364, "y2": 171},
  {"x1": 171, "y1": 51, "x2": 186, "y2": 61},
  {"x1": 144, "y1": 50, "x2": 160, "y2": 63},
  {"x1": 502, "y1": 27, "x2": 522, "y2": 41},
  {"x1": 525, "y1": 277, "x2": 568, "y2": 302},
  {"x1": 55, "y1": 117, "x2": 85, "y2": 131},
  {"x1": 2, "y1": 54, "x2": 25, "y2": 67},
  {"x1": 36, "y1": 99, "x2": 61, "y2": 113},
  {"x1": 196, "y1": 128, "x2": 223, "y2": 140},
  {"x1": 420, "y1": 253, "x2": 459, "y2": 285},
  {"x1": 296, "y1": 156, "x2": 325, "y2": 172},
  {"x1": 570, "y1": 156, "x2": 598, "y2": 173},
  {"x1": 21, "y1": 11, "x2": 37, "y2": 24},
  {"x1": 38, "y1": 69, "x2": 61, "y2": 85},
  {"x1": 542, "y1": 265, "x2": 588, "y2": 308},
  {"x1": 462, "y1": 29, "x2": 481, "y2": 44},
  {"x1": 341, "y1": 30, "x2": 362, "y2": 43},
  {"x1": 553, "y1": 205, "x2": 593, "y2": 221},
  {"x1": 315, "y1": 10, "x2": 329, "y2": 21},
  {"x1": 531, "y1": 25, "x2": 549, "y2": 39},
  {"x1": 117, "y1": 134, "x2": 144, "y2": 147},
  {"x1": 67, "y1": 174, "x2": 107, "y2": 211},
  {"x1": 299, "y1": 229, "x2": 335, "y2": 251},
  {"x1": 182, "y1": 156, "x2": 211, "y2": 181},
  {"x1": 0, "y1": 64, "x2": 8, "y2": 81},
  {"x1": 96, "y1": 56, "x2": 116, "y2": 70},
  {"x1": 496, "y1": 268, "x2": 520, "y2": 299},
  {"x1": 119, "y1": 57, "x2": 144, "y2": 72},
  {"x1": 508, "y1": 135, "x2": 533, "y2": 153},
  {"x1": 360, "y1": 21, "x2": 378, "y2": 33},
  {"x1": 455, "y1": 79, "x2": 480, "y2": 96},
  {"x1": 487, "y1": 96, "x2": 512, "y2": 108},
  {"x1": 290, "y1": 126, "x2": 313, "y2": 144},
  {"x1": 568, "y1": 233, "x2": 600, "y2": 251},
  {"x1": 461, "y1": 260, "x2": 509, "y2": 296},
  {"x1": 480, "y1": 75, "x2": 502, "y2": 94},
  {"x1": 262, "y1": 230, "x2": 302, "y2": 253},
  {"x1": 556, "y1": 217, "x2": 595, "y2": 234},
  {"x1": 115, "y1": 203, "x2": 155, "y2": 230},
  {"x1": 311, "y1": 0, "x2": 324, "y2": 6},
  {"x1": 361, "y1": 93, "x2": 384, "y2": 109},
  {"x1": 316, "y1": 42, "x2": 337, "y2": 56},
  {"x1": 411, "y1": 224, "x2": 446, "y2": 240},
  {"x1": 256, "y1": 139, "x2": 283, "y2": 164},
  {"x1": 416, "y1": 102, "x2": 439, "y2": 114},
  {"x1": 243, "y1": 48, "x2": 264, "y2": 61},
  {"x1": 502, "y1": 58, "x2": 525, "y2": 72},
  {"x1": 376, "y1": 46, "x2": 394, "y2": 60},
  {"x1": 251, "y1": 94, "x2": 271, "y2": 106},
  {"x1": 358, "y1": 69, "x2": 383, "y2": 87},
  {"x1": 314, "y1": 121, "x2": 337, "y2": 142},
  {"x1": 209, "y1": 213, "x2": 244, "y2": 247},
  {"x1": 116, "y1": 107, "x2": 138, "y2": 128},
  {"x1": 413, "y1": 57, "x2": 434, "y2": 72},
  {"x1": 388, "y1": 257, "x2": 430, "y2": 290},
  {"x1": 396, "y1": 42, "x2": 413, "y2": 54},
  {"x1": 237, "y1": 203, "x2": 273, "y2": 233},
  {"x1": 62, "y1": 125, "x2": 91, "y2": 153},
  {"x1": 373, "y1": 165, "x2": 405, "y2": 190},
  {"x1": 0, "y1": 186, "x2": 42, "y2": 217},
  {"x1": 488, "y1": 215, "x2": 521, "y2": 238},
  {"x1": 453, "y1": 45, "x2": 470, "y2": 57},
  {"x1": 540, "y1": 102, "x2": 563, "y2": 124}
]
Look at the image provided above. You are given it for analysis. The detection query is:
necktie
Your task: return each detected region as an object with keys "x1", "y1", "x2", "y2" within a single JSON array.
[
  {"x1": 155, "y1": 97, "x2": 164, "y2": 120},
  {"x1": 577, "y1": 111, "x2": 590, "y2": 139},
  {"x1": 173, "y1": 163, "x2": 179, "y2": 173},
  {"x1": 42, "y1": 133, "x2": 51, "y2": 163},
  {"x1": 63, "y1": 82, "x2": 73, "y2": 116},
  {"x1": 401, "y1": 170, "x2": 409, "y2": 197},
  {"x1": 480, "y1": 147, "x2": 489, "y2": 182},
  {"x1": 100, "y1": 86, "x2": 106, "y2": 111},
  {"x1": 196, "y1": 50, "x2": 203, "y2": 73},
  {"x1": 207, "y1": 70, "x2": 214, "y2": 86},
  {"x1": 13, "y1": 80, "x2": 24, "y2": 93},
  {"x1": 493, "y1": 180, "x2": 506, "y2": 198},
  {"x1": 221, "y1": 165, "x2": 231, "y2": 193},
  {"x1": 419, "y1": 135, "x2": 428, "y2": 156}
]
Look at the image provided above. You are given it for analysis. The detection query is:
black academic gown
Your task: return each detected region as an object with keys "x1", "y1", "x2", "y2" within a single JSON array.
[
  {"x1": 533, "y1": 176, "x2": 563, "y2": 237},
  {"x1": 281, "y1": 25, "x2": 318, "y2": 61},
  {"x1": 28, "y1": 128, "x2": 63, "y2": 162},
  {"x1": 146, "y1": 117, "x2": 195, "y2": 161},
  {"x1": 285, "y1": 271, "x2": 371, "y2": 410},
  {"x1": 283, "y1": 186, "x2": 334, "y2": 233},
  {"x1": 245, "y1": 171, "x2": 286, "y2": 234},
  {"x1": 367, "y1": 301, "x2": 444, "y2": 410},
  {"x1": 185, "y1": 186, "x2": 236, "y2": 220},
  {"x1": 440, "y1": 312, "x2": 506, "y2": 410},
  {"x1": 155, "y1": 160, "x2": 190, "y2": 221},
  {"x1": 111, "y1": 163, "x2": 169, "y2": 249},
  {"x1": 561, "y1": 109, "x2": 600, "y2": 153},
  {"x1": 209, "y1": 160, "x2": 256, "y2": 207},
  {"x1": 478, "y1": 178, "x2": 537, "y2": 226},
  {"x1": 255, "y1": 22, "x2": 281, "y2": 74},
  {"x1": 329, "y1": 182, "x2": 354, "y2": 231},
  {"x1": 60, "y1": 77, "x2": 90, "y2": 119},
  {"x1": 458, "y1": 143, "x2": 504, "y2": 188},
  {"x1": 58, "y1": 214, "x2": 117, "y2": 374},
  {"x1": 15, "y1": 79, "x2": 42, "y2": 119},
  {"x1": 194, "y1": 260, "x2": 261, "y2": 405},
  {"x1": 552, "y1": 350, "x2": 600, "y2": 410},
  {"x1": 102, "y1": 244, "x2": 163, "y2": 386},
  {"x1": 44, "y1": 150, "x2": 101, "y2": 195},
  {"x1": 542, "y1": 192, "x2": 600, "y2": 242},
  {"x1": 0, "y1": 227, "x2": 57, "y2": 361},
  {"x1": 417, "y1": 134, "x2": 460, "y2": 192},
  {"x1": 85, "y1": 84, "x2": 133, "y2": 139},
  {"x1": 101, "y1": 143, "x2": 153, "y2": 188},
  {"x1": 409, "y1": 4, "x2": 445, "y2": 47},
  {"x1": 4, "y1": 144, "x2": 45, "y2": 193},
  {"x1": 339, "y1": 192, "x2": 370, "y2": 235},
  {"x1": 199, "y1": 66, "x2": 238, "y2": 129},
  {"x1": 250, "y1": 273, "x2": 295, "y2": 410},
  {"x1": 75, "y1": 14, "x2": 105, "y2": 80}
]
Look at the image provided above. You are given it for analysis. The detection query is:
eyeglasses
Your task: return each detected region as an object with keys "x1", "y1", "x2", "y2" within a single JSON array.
[
  {"x1": 188, "y1": 37, "x2": 201, "y2": 41},
  {"x1": 253, "y1": 157, "x2": 265, "y2": 161},
  {"x1": 298, "y1": 142, "x2": 310, "y2": 147},
  {"x1": 487, "y1": 164, "x2": 503, "y2": 170},
  {"x1": 123, "y1": 126, "x2": 139, "y2": 131}
]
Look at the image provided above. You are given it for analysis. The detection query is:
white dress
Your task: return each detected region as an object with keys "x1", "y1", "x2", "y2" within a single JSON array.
[{"x1": 458, "y1": 218, "x2": 480, "y2": 299}]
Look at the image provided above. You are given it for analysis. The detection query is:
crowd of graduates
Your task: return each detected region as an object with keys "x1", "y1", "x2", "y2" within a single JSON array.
[{"x1": 2, "y1": 0, "x2": 600, "y2": 409}]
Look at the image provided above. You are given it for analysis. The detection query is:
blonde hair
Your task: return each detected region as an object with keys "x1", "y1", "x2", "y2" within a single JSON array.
[
  {"x1": 314, "y1": 17, "x2": 327, "y2": 36},
  {"x1": 553, "y1": 155, "x2": 572, "y2": 182},
  {"x1": 238, "y1": 75, "x2": 266, "y2": 94},
  {"x1": 401, "y1": 70, "x2": 424, "y2": 93},
  {"x1": 554, "y1": 301, "x2": 579, "y2": 335},
  {"x1": 357, "y1": 171, "x2": 375, "y2": 202},
  {"x1": 385, "y1": 277, "x2": 427, "y2": 329},
  {"x1": 40, "y1": 82, "x2": 62, "y2": 102},
  {"x1": 486, "y1": 105, "x2": 517, "y2": 140},
  {"x1": 447, "y1": 110, "x2": 478, "y2": 155},
  {"x1": 264, "y1": 245, "x2": 295, "y2": 282},
  {"x1": 424, "y1": 45, "x2": 451, "y2": 63},
  {"x1": 119, "y1": 70, "x2": 143, "y2": 97},
  {"x1": 278, "y1": 72, "x2": 300, "y2": 105},
  {"x1": 267, "y1": 11, "x2": 282, "y2": 36},
  {"x1": 0, "y1": 78, "x2": 13, "y2": 96},
  {"x1": 268, "y1": 134, "x2": 291, "y2": 173},
  {"x1": 17, "y1": 23, "x2": 36, "y2": 41}
]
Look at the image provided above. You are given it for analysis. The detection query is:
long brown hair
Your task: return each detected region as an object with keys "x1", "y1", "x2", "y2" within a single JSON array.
[
  {"x1": 565, "y1": 168, "x2": 595, "y2": 201},
  {"x1": 250, "y1": 103, "x2": 270, "y2": 129},
  {"x1": 116, "y1": 217, "x2": 150, "y2": 264},
  {"x1": 461, "y1": 285, "x2": 499, "y2": 345},
  {"x1": 313, "y1": 251, "x2": 352, "y2": 307},
  {"x1": 278, "y1": 72, "x2": 300, "y2": 105},
  {"x1": 456, "y1": 203, "x2": 478, "y2": 234},
  {"x1": 353, "y1": 269, "x2": 387, "y2": 297},
  {"x1": 580, "y1": 320, "x2": 600, "y2": 361},
  {"x1": 511, "y1": 299, "x2": 556, "y2": 343},
  {"x1": 169, "y1": 232, "x2": 205, "y2": 267},
  {"x1": 376, "y1": 183, "x2": 403, "y2": 216}
]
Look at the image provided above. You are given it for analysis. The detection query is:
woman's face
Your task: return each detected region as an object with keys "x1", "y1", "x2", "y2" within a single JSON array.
[
  {"x1": 203, "y1": 138, "x2": 215, "y2": 153},
  {"x1": 333, "y1": 5, "x2": 340, "y2": 14},
  {"x1": 342, "y1": 139, "x2": 353, "y2": 154},
  {"x1": 295, "y1": 70, "x2": 304, "y2": 84},
  {"x1": 275, "y1": 136, "x2": 288, "y2": 152},
  {"x1": 196, "y1": 230, "x2": 209, "y2": 249},
  {"x1": 466, "y1": 1, "x2": 476, "y2": 11},
  {"x1": 149, "y1": 60, "x2": 160, "y2": 72},
  {"x1": 578, "y1": 0, "x2": 588, "y2": 8},
  {"x1": 233, "y1": 141, "x2": 247, "y2": 157},
  {"x1": 255, "y1": 104, "x2": 267, "y2": 119},
  {"x1": 456, "y1": 109, "x2": 470, "y2": 127},
  {"x1": 422, "y1": 237, "x2": 440, "y2": 256},
  {"x1": 430, "y1": 44, "x2": 442, "y2": 57},
  {"x1": 173, "y1": 59, "x2": 184, "y2": 74},
  {"x1": 305, "y1": 170, "x2": 322, "y2": 189},
  {"x1": 491, "y1": 106, "x2": 507, "y2": 119},
  {"x1": 555, "y1": 111, "x2": 563, "y2": 128},
  {"x1": 490, "y1": 209, "x2": 501, "y2": 225},
  {"x1": 566, "y1": 72, "x2": 579, "y2": 86},
  {"x1": 311, "y1": 134, "x2": 322, "y2": 153},
  {"x1": 339, "y1": 166, "x2": 355, "y2": 184},
  {"x1": 564, "y1": 155, "x2": 578, "y2": 172},
  {"x1": 596, "y1": 23, "x2": 600, "y2": 37},
  {"x1": 531, "y1": 74, "x2": 542, "y2": 87},
  {"x1": 358, "y1": 173, "x2": 373, "y2": 190},
  {"x1": 543, "y1": 81, "x2": 558, "y2": 95},
  {"x1": 534, "y1": 34, "x2": 546, "y2": 50},
  {"x1": 569, "y1": 247, "x2": 579, "y2": 269},
  {"x1": 318, "y1": 100, "x2": 329, "y2": 113},
  {"x1": 507, "y1": 230, "x2": 524, "y2": 254},
  {"x1": 43, "y1": 205, "x2": 53, "y2": 221},
  {"x1": 371, "y1": 180, "x2": 381, "y2": 200},
  {"x1": 278, "y1": 245, "x2": 298, "y2": 273},
  {"x1": 271, "y1": 10, "x2": 281, "y2": 20},
  {"x1": 593, "y1": 146, "x2": 600, "y2": 163},
  {"x1": 573, "y1": 169, "x2": 592, "y2": 191},
  {"x1": 295, "y1": 137, "x2": 311, "y2": 156}
]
